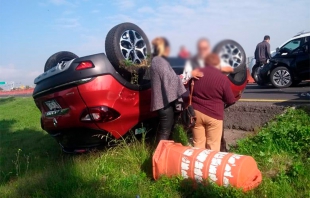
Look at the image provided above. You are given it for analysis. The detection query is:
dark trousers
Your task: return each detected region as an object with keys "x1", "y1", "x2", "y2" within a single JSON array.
[
  {"x1": 156, "y1": 103, "x2": 174, "y2": 143},
  {"x1": 220, "y1": 126, "x2": 227, "y2": 152},
  {"x1": 256, "y1": 60, "x2": 267, "y2": 66}
]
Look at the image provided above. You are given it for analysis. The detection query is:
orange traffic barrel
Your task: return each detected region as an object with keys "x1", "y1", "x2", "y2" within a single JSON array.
[
  {"x1": 247, "y1": 69, "x2": 255, "y2": 83},
  {"x1": 153, "y1": 140, "x2": 262, "y2": 192}
]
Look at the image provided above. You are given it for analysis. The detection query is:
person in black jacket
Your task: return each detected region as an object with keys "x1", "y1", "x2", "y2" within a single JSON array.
[{"x1": 254, "y1": 35, "x2": 271, "y2": 64}]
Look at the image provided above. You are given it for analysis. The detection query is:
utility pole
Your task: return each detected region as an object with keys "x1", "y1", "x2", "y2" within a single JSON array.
[{"x1": 9, "y1": 81, "x2": 14, "y2": 90}]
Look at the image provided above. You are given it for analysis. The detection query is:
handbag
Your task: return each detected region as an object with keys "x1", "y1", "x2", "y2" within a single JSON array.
[
  {"x1": 181, "y1": 80, "x2": 196, "y2": 128},
  {"x1": 174, "y1": 97, "x2": 184, "y2": 113}
]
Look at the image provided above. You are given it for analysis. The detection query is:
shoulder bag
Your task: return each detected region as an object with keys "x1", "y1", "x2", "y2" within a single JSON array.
[{"x1": 181, "y1": 80, "x2": 196, "y2": 128}]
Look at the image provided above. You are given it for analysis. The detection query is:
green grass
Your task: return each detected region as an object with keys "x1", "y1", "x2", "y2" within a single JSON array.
[{"x1": 0, "y1": 97, "x2": 309, "y2": 198}]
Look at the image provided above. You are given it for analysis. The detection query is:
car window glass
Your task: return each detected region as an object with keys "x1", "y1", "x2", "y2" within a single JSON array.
[{"x1": 281, "y1": 39, "x2": 302, "y2": 51}]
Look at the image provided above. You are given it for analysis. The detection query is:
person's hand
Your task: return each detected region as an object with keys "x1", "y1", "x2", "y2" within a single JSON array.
[
  {"x1": 221, "y1": 66, "x2": 234, "y2": 74},
  {"x1": 191, "y1": 69, "x2": 203, "y2": 79}
]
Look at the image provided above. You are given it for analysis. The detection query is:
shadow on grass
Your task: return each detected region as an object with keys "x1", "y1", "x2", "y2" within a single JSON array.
[
  {"x1": 140, "y1": 155, "x2": 153, "y2": 179},
  {"x1": 0, "y1": 97, "x2": 15, "y2": 105},
  {"x1": 0, "y1": 119, "x2": 118, "y2": 197},
  {"x1": 296, "y1": 105, "x2": 310, "y2": 117},
  {"x1": 0, "y1": 119, "x2": 58, "y2": 183}
]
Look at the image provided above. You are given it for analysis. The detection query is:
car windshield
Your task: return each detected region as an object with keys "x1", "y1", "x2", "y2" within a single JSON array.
[{"x1": 281, "y1": 39, "x2": 302, "y2": 51}]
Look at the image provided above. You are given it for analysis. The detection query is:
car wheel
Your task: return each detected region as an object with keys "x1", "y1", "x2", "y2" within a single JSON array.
[
  {"x1": 213, "y1": 40, "x2": 247, "y2": 87},
  {"x1": 213, "y1": 40, "x2": 246, "y2": 68},
  {"x1": 105, "y1": 22, "x2": 151, "y2": 67},
  {"x1": 252, "y1": 66, "x2": 260, "y2": 82},
  {"x1": 270, "y1": 66, "x2": 292, "y2": 88},
  {"x1": 252, "y1": 66, "x2": 265, "y2": 86},
  {"x1": 44, "y1": 51, "x2": 78, "y2": 72}
]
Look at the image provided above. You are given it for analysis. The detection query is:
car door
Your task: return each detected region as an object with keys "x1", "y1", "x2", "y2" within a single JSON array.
[
  {"x1": 276, "y1": 38, "x2": 303, "y2": 59},
  {"x1": 294, "y1": 37, "x2": 310, "y2": 80},
  {"x1": 274, "y1": 38, "x2": 303, "y2": 74}
]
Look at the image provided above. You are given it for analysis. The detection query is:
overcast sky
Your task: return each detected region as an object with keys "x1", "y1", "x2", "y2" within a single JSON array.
[{"x1": 0, "y1": 0, "x2": 309, "y2": 86}]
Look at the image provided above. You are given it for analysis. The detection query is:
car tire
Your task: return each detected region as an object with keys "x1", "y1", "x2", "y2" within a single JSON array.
[
  {"x1": 213, "y1": 40, "x2": 247, "y2": 86},
  {"x1": 44, "y1": 51, "x2": 78, "y2": 72},
  {"x1": 105, "y1": 22, "x2": 151, "y2": 67},
  {"x1": 213, "y1": 40, "x2": 246, "y2": 68},
  {"x1": 252, "y1": 66, "x2": 265, "y2": 86},
  {"x1": 252, "y1": 66, "x2": 260, "y2": 82},
  {"x1": 270, "y1": 66, "x2": 292, "y2": 88}
]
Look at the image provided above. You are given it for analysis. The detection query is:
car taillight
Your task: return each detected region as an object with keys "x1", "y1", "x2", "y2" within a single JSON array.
[
  {"x1": 80, "y1": 106, "x2": 120, "y2": 122},
  {"x1": 75, "y1": 61, "x2": 94, "y2": 70}
]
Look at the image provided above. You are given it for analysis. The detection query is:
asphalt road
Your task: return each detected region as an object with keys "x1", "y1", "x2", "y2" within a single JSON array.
[{"x1": 241, "y1": 82, "x2": 310, "y2": 102}]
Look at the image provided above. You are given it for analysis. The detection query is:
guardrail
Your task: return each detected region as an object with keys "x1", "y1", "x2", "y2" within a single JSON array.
[{"x1": 0, "y1": 88, "x2": 34, "y2": 96}]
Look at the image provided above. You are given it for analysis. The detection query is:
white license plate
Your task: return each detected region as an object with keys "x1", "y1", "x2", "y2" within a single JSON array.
[{"x1": 45, "y1": 100, "x2": 61, "y2": 110}]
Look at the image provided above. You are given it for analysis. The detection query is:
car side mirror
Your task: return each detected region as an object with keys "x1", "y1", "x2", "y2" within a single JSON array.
[
  {"x1": 276, "y1": 47, "x2": 280, "y2": 52},
  {"x1": 278, "y1": 48, "x2": 285, "y2": 53}
]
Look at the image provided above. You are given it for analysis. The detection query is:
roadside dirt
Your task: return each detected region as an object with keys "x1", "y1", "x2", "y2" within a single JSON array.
[
  {"x1": 224, "y1": 102, "x2": 287, "y2": 131},
  {"x1": 224, "y1": 129, "x2": 250, "y2": 149},
  {"x1": 223, "y1": 102, "x2": 289, "y2": 149}
]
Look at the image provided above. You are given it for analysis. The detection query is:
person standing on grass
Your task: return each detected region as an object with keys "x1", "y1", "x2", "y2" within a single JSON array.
[
  {"x1": 182, "y1": 38, "x2": 234, "y2": 152},
  {"x1": 191, "y1": 53, "x2": 235, "y2": 151},
  {"x1": 150, "y1": 37, "x2": 187, "y2": 144}
]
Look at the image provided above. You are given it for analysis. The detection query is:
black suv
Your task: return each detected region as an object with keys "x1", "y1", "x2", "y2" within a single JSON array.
[{"x1": 257, "y1": 34, "x2": 310, "y2": 88}]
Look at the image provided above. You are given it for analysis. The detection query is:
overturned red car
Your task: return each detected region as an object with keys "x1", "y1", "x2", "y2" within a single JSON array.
[{"x1": 33, "y1": 23, "x2": 247, "y2": 152}]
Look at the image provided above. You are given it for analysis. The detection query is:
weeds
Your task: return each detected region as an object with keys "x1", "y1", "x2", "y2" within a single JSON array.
[
  {"x1": 173, "y1": 124, "x2": 190, "y2": 146},
  {"x1": 9, "y1": 149, "x2": 30, "y2": 180},
  {"x1": 13, "y1": 149, "x2": 22, "y2": 177},
  {"x1": 24, "y1": 154, "x2": 30, "y2": 175},
  {"x1": 119, "y1": 55, "x2": 151, "y2": 85}
]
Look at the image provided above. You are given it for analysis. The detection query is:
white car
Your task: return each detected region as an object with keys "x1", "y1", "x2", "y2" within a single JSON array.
[{"x1": 249, "y1": 31, "x2": 310, "y2": 82}]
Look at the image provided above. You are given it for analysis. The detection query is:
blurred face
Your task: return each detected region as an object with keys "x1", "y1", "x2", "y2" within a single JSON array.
[
  {"x1": 164, "y1": 46, "x2": 171, "y2": 56},
  {"x1": 198, "y1": 40, "x2": 211, "y2": 59},
  {"x1": 266, "y1": 39, "x2": 270, "y2": 43}
]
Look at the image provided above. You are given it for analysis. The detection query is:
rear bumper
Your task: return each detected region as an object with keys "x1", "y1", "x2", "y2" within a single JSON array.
[
  {"x1": 35, "y1": 86, "x2": 106, "y2": 149},
  {"x1": 49, "y1": 127, "x2": 110, "y2": 149},
  {"x1": 34, "y1": 87, "x2": 99, "y2": 131}
]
